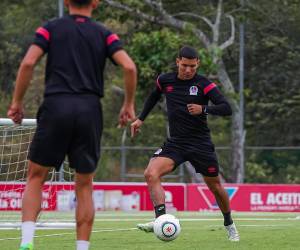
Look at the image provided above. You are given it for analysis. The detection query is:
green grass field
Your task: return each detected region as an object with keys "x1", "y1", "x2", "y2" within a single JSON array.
[{"x1": 1, "y1": 212, "x2": 299, "y2": 250}]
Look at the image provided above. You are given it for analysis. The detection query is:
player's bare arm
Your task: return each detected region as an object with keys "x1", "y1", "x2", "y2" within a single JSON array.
[
  {"x1": 112, "y1": 50, "x2": 137, "y2": 127},
  {"x1": 7, "y1": 45, "x2": 44, "y2": 124}
]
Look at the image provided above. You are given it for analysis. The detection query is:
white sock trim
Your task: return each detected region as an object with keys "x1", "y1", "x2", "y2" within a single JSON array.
[
  {"x1": 76, "y1": 240, "x2": 90, "y2": 250},
  {"x1": 20, "y1": 221, "x2": 35, "y2": 246}
]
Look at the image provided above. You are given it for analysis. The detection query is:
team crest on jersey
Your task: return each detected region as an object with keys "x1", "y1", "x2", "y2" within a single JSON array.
[{"x1": 189, "y1": 86, "x2": 198, "y2": 95}]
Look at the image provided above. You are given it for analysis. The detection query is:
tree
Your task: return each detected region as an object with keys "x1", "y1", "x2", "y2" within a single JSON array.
[
  {"x1": 0, "y1": 0, "x2": 57, "y2": 94},
  {"x1": 103, "y1": 0, "x2": 245, "y2": 182},
  {"x1": 1, "y1": 0, "x2": 298, "y2": 183},
  {"x1": 242, "y1": 0, "x2": 300, "y2": 183}
]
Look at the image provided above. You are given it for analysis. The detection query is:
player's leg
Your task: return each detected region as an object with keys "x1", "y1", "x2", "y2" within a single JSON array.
[
  {"x1": 203, "y1": 175, "x2": 231, "y2": 222},
  {"x1": 67, "y1": 96, "x2": 102, "y2": 250},
  {"x1": 75, "y1": 172, "x2": 95, "y2": 250},
  {"x1": 145, "y1": 157, "x2": 175, "y2": 217},
  {"x1": 19, "y1": 161, "x2": 50, "y2": 250},
  {"x1": 137, "y1": 157, "x2": 175, "y2": 232},
  {"x1": 189, "y1": 147, "x2": 239, "y2": 242},
  {"x1": 189, "y1": 151, "x2": 233, "y2": 221},
  {"x1": 203, "y1": 175, "x2": 239, "y2": 241},
  {"x1": 22, "y1": 96, "x2": 77, "y2": 249}
]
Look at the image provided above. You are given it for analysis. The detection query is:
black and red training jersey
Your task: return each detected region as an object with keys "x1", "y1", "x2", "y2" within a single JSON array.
[
  {"x1": 33, "y1": 14, "x2": 122, "y2": 97},
  {"x1": 139, "y1": 72, "x2": 232, "y2": 141}
]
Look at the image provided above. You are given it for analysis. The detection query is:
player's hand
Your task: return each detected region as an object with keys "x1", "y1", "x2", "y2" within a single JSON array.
[
  {"x1": 187, "y1": 104, "x2": 202, "y2": 115},
  {"x1": 118, "y1": 102, "x2": 136, "y2": 128},
  {"x1": 7, "y1": 102, "x2": 24, "y2": 124},
  {"x1": 130, "y1": 118, "x2": 143, "y2": 138}
]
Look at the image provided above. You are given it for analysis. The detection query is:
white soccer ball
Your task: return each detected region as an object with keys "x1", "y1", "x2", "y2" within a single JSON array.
[{"x1": 153, "y1": 214, "x2": 181, "y2": 241}]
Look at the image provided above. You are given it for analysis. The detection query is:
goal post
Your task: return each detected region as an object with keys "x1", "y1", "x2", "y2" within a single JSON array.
[
  {"x1": 0, "y1": 118, "x2": 36, "y2": 126},
  {"x1": 0, "y1": 118, "x2": 75, "y2": 229}
]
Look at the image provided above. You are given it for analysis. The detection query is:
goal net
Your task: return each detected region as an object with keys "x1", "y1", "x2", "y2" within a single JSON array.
[{"x1": 0, "y1": 118, "x2": 75, "y2": 229}]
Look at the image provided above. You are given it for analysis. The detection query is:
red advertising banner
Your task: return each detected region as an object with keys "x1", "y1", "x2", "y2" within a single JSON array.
[
  {"x1": 1, "y1": 183, "x2": 300, "y2": 212},
  {"x1": 187, "y1": 184, "x2": 300, "y2": 212},
  {"x1": 0, "y1": 182, "x2": 185, "y2": 211},
  {"x1": 92, "y1": 183, "x2": 185, "y2": 211},
  {"x1": 0, "y1": 183, "x2": 72, "y2": 211}
]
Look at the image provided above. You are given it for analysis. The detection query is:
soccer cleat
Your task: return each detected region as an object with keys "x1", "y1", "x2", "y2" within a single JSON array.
[
  {"x1": 19, "y1": 243, "x2": 33, "y2": 250},
  {"x1": 225, "y1": 223, "x2": 240, "y2": 242},
  {"x1": 137, "y1": 221, "x2": 154, "y2": 232}
]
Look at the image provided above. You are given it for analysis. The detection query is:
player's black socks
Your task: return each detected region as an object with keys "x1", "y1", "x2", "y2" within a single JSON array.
[
  {"x1": 222, "y1": 211, "x2": 233, "y2": 226},
  {"x1": 155, "y1": 204, "x2": 166, "y2": 218}
]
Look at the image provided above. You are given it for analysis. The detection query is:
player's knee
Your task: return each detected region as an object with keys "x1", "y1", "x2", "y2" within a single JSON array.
[
  {"x1": 144, "y1": 168, "x2": 159, "y2": 183},
  {"x1": 75, "y1": 173, "x2": 94, "y2": 188},
  {"x1": 76, "y1": 179, "x2": 92, "y2": 190},
  {"x1": 27, "y1": 172, "x2": 44, "y2": 182},
  {"x1": 27, "y1": 168, "x2": 47, "y2": 184},
  {"x1": 144, "y1": 169, "x2": 152, "y2": 182}
]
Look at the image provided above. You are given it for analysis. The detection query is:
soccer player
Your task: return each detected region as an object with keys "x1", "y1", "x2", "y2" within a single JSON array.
[
  {"x1": 131, "y1": 46, "x2": 239, "y2": 241},
  {"x1": 7, "y1": 1, "x2": 137, "y2": 250}
]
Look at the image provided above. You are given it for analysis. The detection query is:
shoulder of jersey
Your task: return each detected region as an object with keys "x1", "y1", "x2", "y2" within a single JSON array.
[
  {"x1": 157, "y1": 72, "x2": 175, "y2": 84},
  {"x1": 48, "y1": 17, "x2": 102, "y2": 26},
  {"x1": 44, "y1": 16, "x2": 71, "y2": 29},
  {"x1": 44, "y1": 17, "x2": 60, "y2": 26},
  {"x1": 195, "y1": 74, "x2": 212, "y2": 88},
  {"x1": 90, "y1": 20, "x2": 105, "y2": 28}
]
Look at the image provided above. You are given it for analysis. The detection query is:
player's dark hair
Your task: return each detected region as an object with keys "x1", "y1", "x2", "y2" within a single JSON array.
[
  {"x1": 178, "y1": 46, "x2": 199, "y2": 59},
  {"x1": 70, "y1": 0, "x2": 93, "y2": 7}
]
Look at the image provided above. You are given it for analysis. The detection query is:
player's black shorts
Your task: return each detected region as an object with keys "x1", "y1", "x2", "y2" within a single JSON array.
[
  {"x1": 153, "y1": 138, "x2": 219, "y2": 177},
  {"x1": 28, "y1": 94, "x2": 102, "y2": 173}
]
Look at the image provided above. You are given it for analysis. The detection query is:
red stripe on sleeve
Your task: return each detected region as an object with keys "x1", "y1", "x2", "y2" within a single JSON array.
[
  {"x1": 156, "y1": 77, "x2": 162, "y2": 91},
  {"x1": 204, "y1": 83, "x2": 217, "y2": 95},
  {"x1": 36, "y1": 27, "x2": 50, "y2": 41},
  {"x1": 106, "y1": 34, "x2": 120, "y2": 46}
]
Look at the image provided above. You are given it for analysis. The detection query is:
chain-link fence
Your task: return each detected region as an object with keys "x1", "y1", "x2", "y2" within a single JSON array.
[{"x1": 96, "y1": 146, "x2": 300, "y2": 184}]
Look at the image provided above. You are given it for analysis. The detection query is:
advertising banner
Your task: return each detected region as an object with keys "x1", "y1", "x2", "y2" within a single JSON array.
[
  {"x1": 187, "y1": 184, "x2": 300, "y2": 212},
  {"x1": 0, "y1": 182, "x2": 185, "y2": 211},
  {"x1": 1, "y1": 183, "x2": 299, "y2": 212}
]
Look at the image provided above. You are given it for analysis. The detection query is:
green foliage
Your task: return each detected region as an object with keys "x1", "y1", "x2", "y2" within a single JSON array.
[
  {"x1": 1, "y1": 0, "x2": 299, "y2": 183},
  {"x1": 0, "y1": 92, "x2": 10, "y2": 115},
  {"x1": 126, "y1": 28, "x2": 218, "y2": 102},
  {"x1": 126, "y1": 29, "x2": 181, "y2": 96},
  {"x1": 0, "y1": 0, "x2": 57, "y2": 93},
  {"x1": 245, "y1": 150, "x2": 300, "y2": 184},
  {"x1": 198, "y1": 48, "x2": 220, "y2": 75},
  {"x1": 244, "y1": 0, "x2": 300, "y2": 147}
]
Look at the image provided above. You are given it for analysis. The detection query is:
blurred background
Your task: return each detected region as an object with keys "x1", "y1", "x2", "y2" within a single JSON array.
[{"x1": 0, "y1": 0, "x2": 299, "y2": 184}]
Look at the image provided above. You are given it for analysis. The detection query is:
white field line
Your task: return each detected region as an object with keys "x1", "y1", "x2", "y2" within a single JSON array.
[
  {"x1": 2, "y1": 216, "x2": 297, "y2": 223},
  {"x1": 238, "y1": 224, "x2": 295, "y2": 227},
  {"x1": 1, "y1": 220, "x2": 299, "y2": 242},
  {"x1": 95, "y1": 212, "x2": 299, "y2": 217},
  {"x1": 182, "y1": 218, "x2": 300, "y2": 221},
  {"x1": 207, "y1": 224, "x2": 295, "y2": 227},
  {"x1": 0, "y1": 228, "x2": 138, "y2": 241},
  {"x1": 1, "y1": 212, "x2": 299, "y2": 219},
  {"x1": 1, "y1": 217, "x2": 298, "y2": 231},
  {"x1": 25, "y1": 212, "x2": 300, "y2": 217},
  {"x1": 1, "y1": 223, "x2": 297, "y2": 242},
  {"x1": 93, "y1": 217, "x2": 300, "y2": 222}
]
